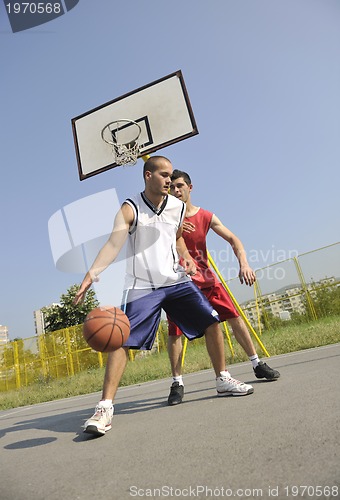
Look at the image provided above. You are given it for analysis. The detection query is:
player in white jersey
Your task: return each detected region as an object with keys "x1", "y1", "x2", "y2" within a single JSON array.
[
  {"x1": 74, "y1": 156, "x2": 254, "y2": 436},
  {"x1": 123, "y1": 191, "x2": 189, "y2": 290}
]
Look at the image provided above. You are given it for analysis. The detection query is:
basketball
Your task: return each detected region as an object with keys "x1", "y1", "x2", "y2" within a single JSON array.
[{"x1": 83, "y1": 306, "x2": 130, "y2": 352}]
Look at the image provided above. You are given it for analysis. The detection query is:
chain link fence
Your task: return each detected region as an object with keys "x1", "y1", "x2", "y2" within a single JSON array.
[{"x1": 1, "y1": 242, "x2": 339, "y2": 392}]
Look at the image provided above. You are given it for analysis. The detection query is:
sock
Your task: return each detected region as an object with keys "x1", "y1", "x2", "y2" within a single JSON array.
[
  {"x1": 99, "y1": 399, "x2": 113, "y2": 408},
  {"x1": 173, "y1": 375, "x2": 184, "y2": 386},
  {"x1": 219, "y1": 370, "x2": 231, "y2": 379},
  {"x1": 249, "y1": 354, "x2": 259, "y2": 369}
]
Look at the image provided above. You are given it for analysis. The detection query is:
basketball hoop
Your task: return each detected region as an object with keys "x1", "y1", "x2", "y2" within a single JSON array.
[{"x1": 101, "y1": 119, "x2": 142, "y2": 166}]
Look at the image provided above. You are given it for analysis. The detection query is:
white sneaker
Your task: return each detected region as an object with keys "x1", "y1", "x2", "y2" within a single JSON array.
[
  {"x1": 83, "y1": 404, "x2": 114, "y2": 435},
  {"x1": 216, "y1": 373, "x2": 254, "y2": 397}
]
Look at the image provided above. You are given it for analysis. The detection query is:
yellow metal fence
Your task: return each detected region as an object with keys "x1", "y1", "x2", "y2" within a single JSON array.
[
  {"x1": 0, "y1": 326, "x2": 105, "y2": 392},
  {"x1": 1, "y1": 242, "x2": 339, "y2": 392}
]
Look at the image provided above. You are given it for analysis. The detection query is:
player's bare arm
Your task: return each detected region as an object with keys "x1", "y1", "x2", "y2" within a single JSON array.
[
  {"x1": 210, "y1": 214, "x2": 256, "y2": 286},
  {"x1": 176, "y1": 226, "x2": 196, "y2": 276},
  {"x1": 74, "y1": 204, "x2": 134, "y2": 305}
]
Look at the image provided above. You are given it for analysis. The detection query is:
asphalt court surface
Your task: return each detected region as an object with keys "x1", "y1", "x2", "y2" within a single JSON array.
[{"x1": 0, "y1": 344, "x2": 339, "y2": 500}]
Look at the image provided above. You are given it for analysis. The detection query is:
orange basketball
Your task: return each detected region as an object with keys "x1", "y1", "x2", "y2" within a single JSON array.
[{"x1": 83, "y1": 306, "x2": 130, "y2": 352}]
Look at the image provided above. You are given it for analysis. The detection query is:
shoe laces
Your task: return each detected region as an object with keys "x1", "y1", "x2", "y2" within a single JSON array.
[
  {"x1": 92, "y1": 405, "x2": 109, "y2": 419},
  {"x1": 170, "y1": 382, "x2": 181, "y2": 393},
  {"x1": 219, "y1": 375, "x2": 245, "y2": 387}
]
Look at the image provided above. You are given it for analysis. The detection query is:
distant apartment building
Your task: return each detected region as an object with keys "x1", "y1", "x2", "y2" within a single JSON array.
[
  {"x1": 242, "y1": 277, "x2": 338, "y2": 326},
  {"x1": 34, "y1": 303, "x2": 61, "y2": 335},
  {"x1": 0, "y1": 325, "x2": 9, "y2": 345},
  {"x1": 33, "y1": 310, "x2": 46, "y2": 336}
]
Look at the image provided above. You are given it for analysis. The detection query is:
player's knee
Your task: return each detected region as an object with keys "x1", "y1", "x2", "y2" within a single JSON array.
[{"x1": 205, "y1": 321, "x2": 221, "y2": 336}]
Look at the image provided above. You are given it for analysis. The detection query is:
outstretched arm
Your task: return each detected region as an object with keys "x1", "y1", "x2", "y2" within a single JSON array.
[
  {"x1": 210, "y1": 214, "x2": 256, "y2": 286},
  {"x1": 73, "y1": 203, "x2": 134, "y2": 304}
]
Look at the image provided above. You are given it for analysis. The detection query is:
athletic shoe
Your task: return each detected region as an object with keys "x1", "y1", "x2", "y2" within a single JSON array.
[
  {"x1": 254, "y1": 361, "x2": 280, "y2": 380},
  {"x1": 216, "y1": 374, "x2": 254, "y2": 396},
  {"x1": 83, "y1": 404, "x2": 114, "y2": 435},
  {"x1": 167, "y1": 382, "x2": 184, "y2": 406}
]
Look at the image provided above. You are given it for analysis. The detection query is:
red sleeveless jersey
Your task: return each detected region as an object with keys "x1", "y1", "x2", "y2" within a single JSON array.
[{"x1": 181, "y1": 208, "x2": 219, "y2": 289}]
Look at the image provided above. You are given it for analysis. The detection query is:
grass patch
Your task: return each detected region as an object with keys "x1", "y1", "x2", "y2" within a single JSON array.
[{"x1": 1, "y1": 315, "x2": 339, "y2": 410}]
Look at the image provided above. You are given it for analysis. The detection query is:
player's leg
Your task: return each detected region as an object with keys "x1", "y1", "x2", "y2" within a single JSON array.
[
  {"x1": 84, "y1": 347, "x2": 128, "y2": 436},
  {"x1": 204, "y1": 321, "x2": 253, "y2": 396},
  {"x1": 164, "y1": 282, "x2": 253, "y2": 397},
  {"x1": 102, "y1": 347, "x2": 129, "y2": 400},
  {"x1": 167, "y1": 318, "x2": 184, "y2": 405},
  {"x1": 167, "y1": 334, "x2": 183, "y2": 377},
  {"x1": 204, "y1": 321, "x2": 226, "y2": 376},
  {"x1": 228, "y1": 317, "x2": 280, "y2": 380},
  {"x1": 207, "y1": 283, "x2": 280, "y2": 381},
  {"x1": 227, "y1": 317, "x2": 257, "y2": 356},
  {"x1": 84, "y1": 288, "x2": 163, "y2": 435}
]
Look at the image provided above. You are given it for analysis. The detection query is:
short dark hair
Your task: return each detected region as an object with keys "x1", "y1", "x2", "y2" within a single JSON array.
[
  {"x1": 143, "y1": 155, "x2": 171, "y2": 177},
  {"x1": 171, "y1": 169, "x2": 191, "y2": 185}
]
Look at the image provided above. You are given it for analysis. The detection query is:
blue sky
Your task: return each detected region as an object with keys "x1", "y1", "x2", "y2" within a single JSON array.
[{"x1": 1, "y1": 0, "x2": 339, "y2": 340}]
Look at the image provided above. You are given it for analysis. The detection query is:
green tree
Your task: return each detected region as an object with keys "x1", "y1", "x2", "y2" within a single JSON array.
[
  {"x1": 300, "y1": 281, "x2": 340, "y2": 319},
  {"x1": 311, "y1": 283, "x2": 340, "y2": 317},
  {"x1": 42, "y1": 284, "x2": 99, "y2": 333}
]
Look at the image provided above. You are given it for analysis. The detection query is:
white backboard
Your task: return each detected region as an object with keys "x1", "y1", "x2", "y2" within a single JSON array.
[{"x1": 71, "y1": 70, "x2": 198, "y2": 180}]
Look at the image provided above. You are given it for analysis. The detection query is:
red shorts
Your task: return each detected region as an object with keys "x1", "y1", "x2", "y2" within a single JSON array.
[{"x1": 168, "y1": 282, "x2": 239, "y2": 336}]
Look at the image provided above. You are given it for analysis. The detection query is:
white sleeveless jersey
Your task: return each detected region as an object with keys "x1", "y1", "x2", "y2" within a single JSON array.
[{"x1": 123, "y1": 192, "x2": 191, "y2": 290}]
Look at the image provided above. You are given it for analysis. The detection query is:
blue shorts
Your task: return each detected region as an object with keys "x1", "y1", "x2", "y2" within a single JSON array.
[{"x1": 121, "y1": 281, "x2": 219, "y2": 350}]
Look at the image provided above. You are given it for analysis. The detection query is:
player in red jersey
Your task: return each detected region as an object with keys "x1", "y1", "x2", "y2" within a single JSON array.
[
  {"x1": 167, "y1": 170, "x2": 280, "y2": 405},
  {"x1": 74, "y1": 158, "x2": 255, "y2": 436}
]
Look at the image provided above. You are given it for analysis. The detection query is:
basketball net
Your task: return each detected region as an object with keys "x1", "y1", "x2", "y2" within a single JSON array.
[{"x1": 101, "y1": 120, "x2": 141, "y2": 166}]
